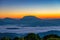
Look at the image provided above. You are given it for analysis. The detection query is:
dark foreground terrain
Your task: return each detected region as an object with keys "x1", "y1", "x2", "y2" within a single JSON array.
[{"x1": 0, "y1": 33, "x2": 60, "y2": 40}]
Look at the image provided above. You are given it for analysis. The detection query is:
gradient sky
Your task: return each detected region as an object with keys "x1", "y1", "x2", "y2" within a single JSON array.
[{"x1": 0, "y1": 0, "x2": 60, "y2": 19}]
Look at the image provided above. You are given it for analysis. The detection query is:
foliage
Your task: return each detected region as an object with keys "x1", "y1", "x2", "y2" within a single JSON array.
[
  {"x1": 24, "y1": 33, "x2": 41, "y2": 40},
  {"x1": 0, "y1": 33, "x2": 60, "y2": 40},
  {"x1": 1, "y1": 37, "x2": 11, "y2": 40},
  {"x1": 43, "y1": 34, "x2": 60, "y2": 40}
]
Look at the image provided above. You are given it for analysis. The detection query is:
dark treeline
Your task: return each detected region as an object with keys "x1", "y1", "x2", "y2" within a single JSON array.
[{"x1": 0, "y1": 33, "x2": 60, "y2": 40}]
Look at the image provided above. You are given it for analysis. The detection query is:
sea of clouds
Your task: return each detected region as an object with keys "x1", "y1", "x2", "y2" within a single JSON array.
[{"x1": 0, "y1": 25, "x2": 60, "y2": 33}]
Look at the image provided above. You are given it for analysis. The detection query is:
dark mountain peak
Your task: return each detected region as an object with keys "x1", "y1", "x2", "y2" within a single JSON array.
[
  {"x1": 23, "y1": 16, "x2": 37, "y2": 19},
  {"x1": 4, "y1": 17, "x2": 12, "y2": 19},
  {"x1": 4, "y1": 17, "x2": 11, "y2": 19},
  {"x1": 4, "y1": 17, "x2": 17, "y2": 21},
  {"x1": 23, "y1": 16, "x2": 37, "y2": 18},
  {"x1": 21, "y1": 16, "x2": 40, "y2": 20}
]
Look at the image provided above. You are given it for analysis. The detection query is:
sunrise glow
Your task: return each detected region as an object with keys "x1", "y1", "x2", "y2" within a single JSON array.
[{"x1": 0, "y1": 0, "x2": 60, "y2": 19}]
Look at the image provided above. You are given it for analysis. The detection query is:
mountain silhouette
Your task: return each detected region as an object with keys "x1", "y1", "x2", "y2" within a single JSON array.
[
  {"x1": 19, "y1": 16, "x2": 41, "y2": 27},
  {"x1": 0, "y1": 16, "x2": 60, "y2": 26},
  {"x1": 21, "y1": 16, "x2": 40, "y2": 20},
  {"x1": 0, "y1": 18, "x2": 19, "y2": 25}
]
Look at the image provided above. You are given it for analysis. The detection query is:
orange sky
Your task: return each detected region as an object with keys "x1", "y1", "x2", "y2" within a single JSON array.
[
  {"x1": 0, "y1": 7, "x2": 60, "y2": 19},
  {"x1": 0, "y1": 13, "x2": 60, "y2": 19},
  {"x1": 0, "y1": 0, "x2": 60, "y2": 19}
]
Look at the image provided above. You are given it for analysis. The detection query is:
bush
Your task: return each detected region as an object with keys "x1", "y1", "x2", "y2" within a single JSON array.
[
  {"x1": 43, "y1": 34, "x2": 60, "y2": 40},
  {"x1": 24, "y1": 33, "x2": 41, "y2": 40},
  {"x1": 1, "y1": 37, "x2": 11, "y2": 40}
]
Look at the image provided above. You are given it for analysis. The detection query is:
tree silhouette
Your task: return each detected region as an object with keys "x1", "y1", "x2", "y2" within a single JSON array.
[
  {"x1": 1, "y1": 37, "x2": 11, "y2": 40},
  {"x1": 43, "y1": 34, "x2": 60, "y2": 40},
  {"x1": 13, "y1": 37, "x2": 20, "y2": 40},
  {"x1": 24, "y1": 33, "x2": 41, "y2": 40}
]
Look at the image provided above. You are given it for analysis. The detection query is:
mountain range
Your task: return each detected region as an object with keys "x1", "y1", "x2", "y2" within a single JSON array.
[{"x1": 0, "y1": 16, "x2": 60, "y2": 27}]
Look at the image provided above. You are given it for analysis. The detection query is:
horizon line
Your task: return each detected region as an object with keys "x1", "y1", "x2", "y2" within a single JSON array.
[{"x1": 0, "y1": 15, "x2": 60, "y2": 19}]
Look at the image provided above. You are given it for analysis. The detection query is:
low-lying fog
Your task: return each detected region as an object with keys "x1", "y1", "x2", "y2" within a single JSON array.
[{"x1": 0, "y1": 25, "x2": 60, "y2": 33}]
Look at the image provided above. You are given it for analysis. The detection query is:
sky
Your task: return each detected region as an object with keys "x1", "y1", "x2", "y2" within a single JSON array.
[{"x1": 0, "y1": 0, "x2": 60, "y2": 19}]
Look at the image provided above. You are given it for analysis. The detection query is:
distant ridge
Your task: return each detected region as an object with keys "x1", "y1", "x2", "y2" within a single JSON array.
[
  {"x1": 20, "y1": 16, "x2": 41, "y2": 21},
  {"x1": 19, "y1": 16, "x2": 42, "y2": 27},
  {"x1": 0, "y1": 16, "x2": 60, "y2": 26}
]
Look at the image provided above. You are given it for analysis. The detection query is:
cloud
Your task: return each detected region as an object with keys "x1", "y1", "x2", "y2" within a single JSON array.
[{"x1": 0, "y1": 25, "x2": 60, "y2": 33}]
